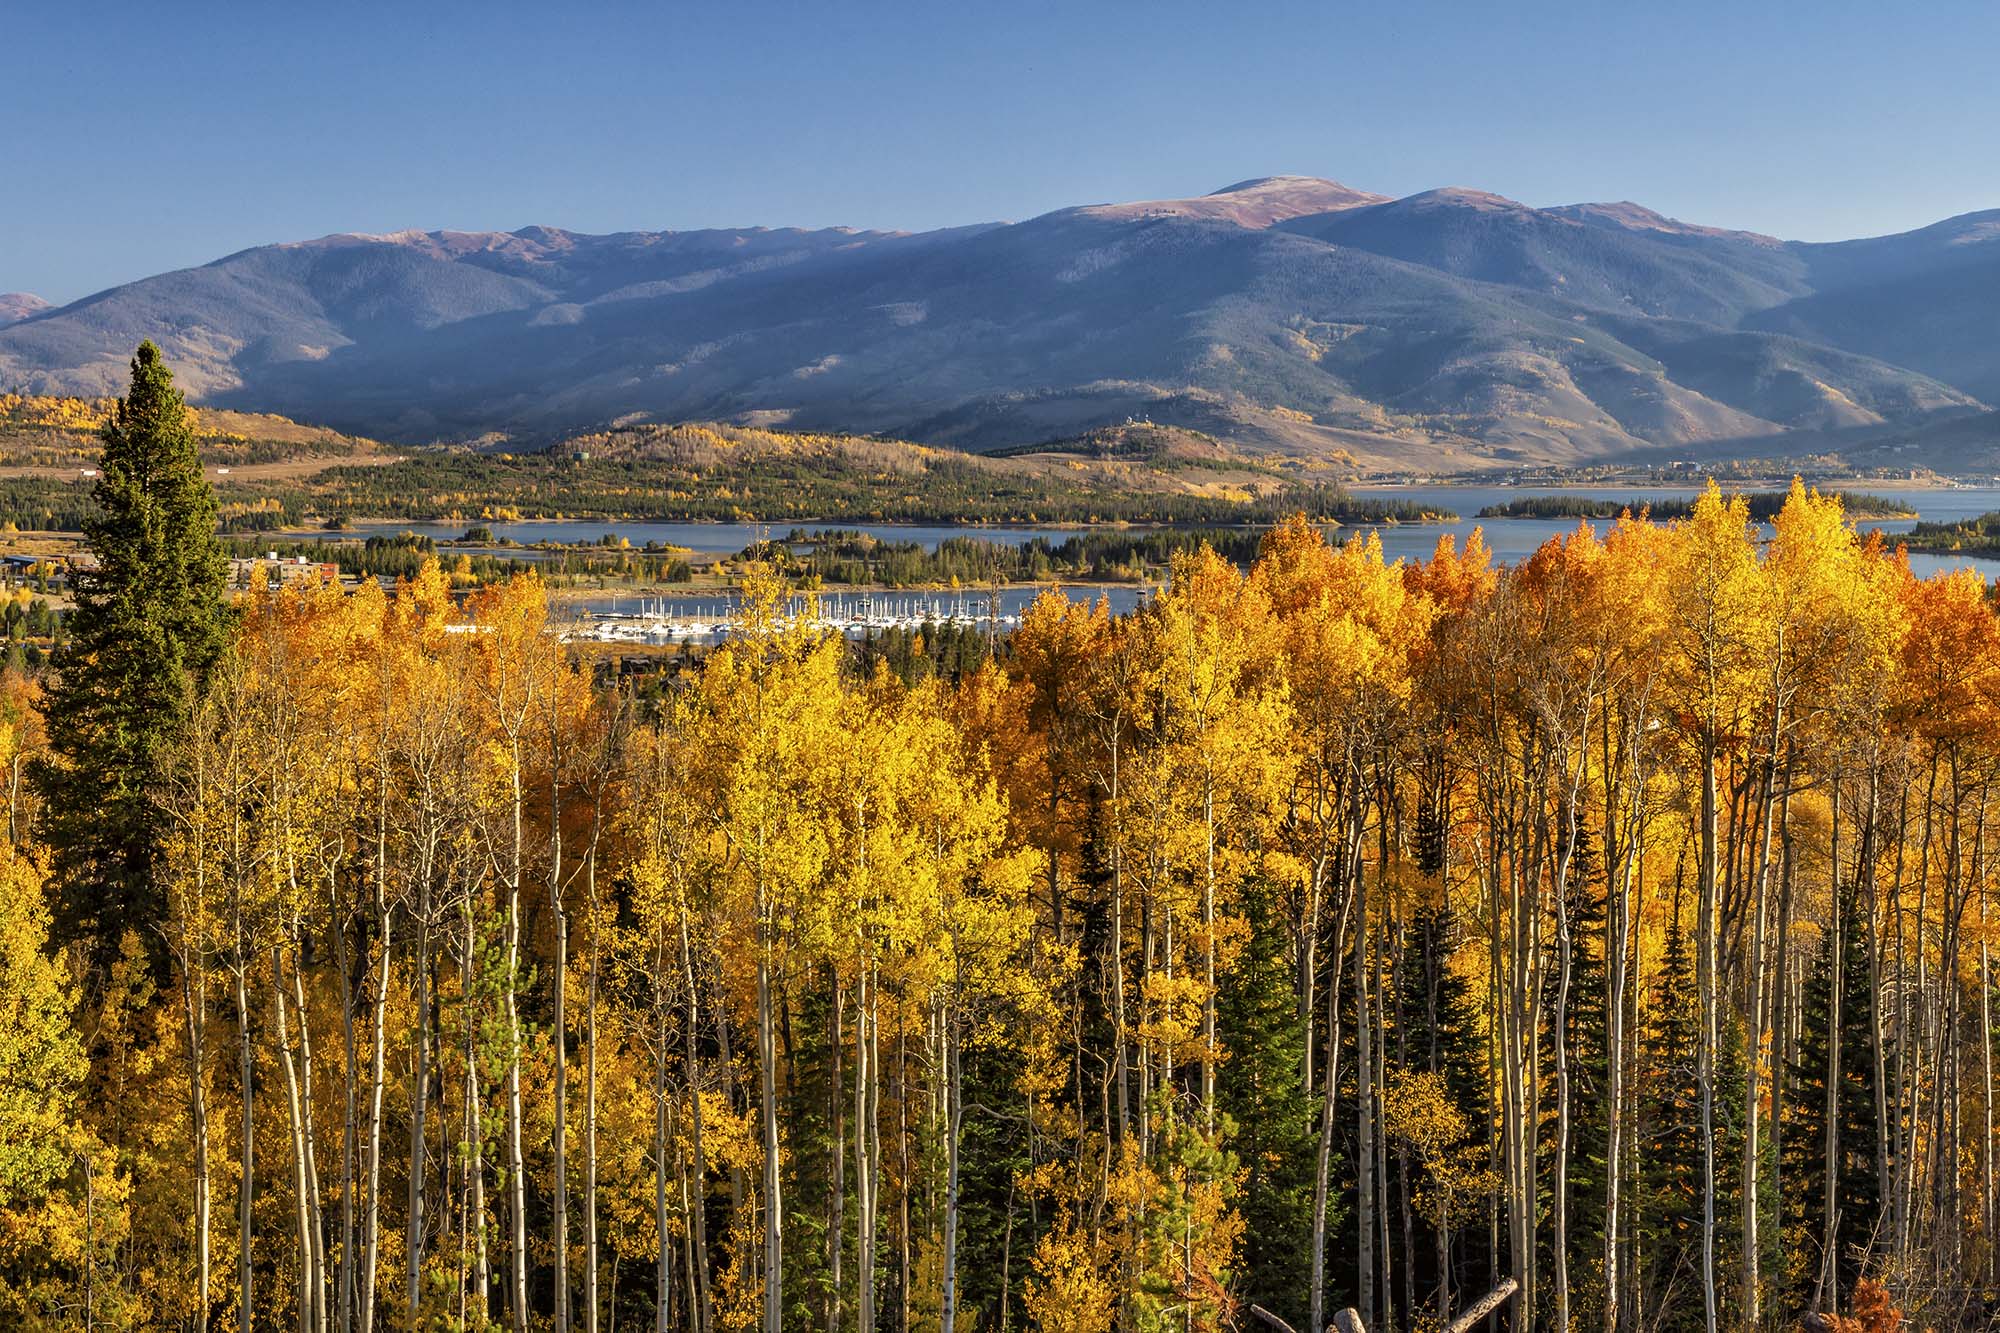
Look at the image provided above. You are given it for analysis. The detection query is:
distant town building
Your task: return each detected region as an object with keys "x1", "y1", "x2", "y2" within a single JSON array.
[{"x1": 229, "y1": 554, "x2": 341, "y2": 588}]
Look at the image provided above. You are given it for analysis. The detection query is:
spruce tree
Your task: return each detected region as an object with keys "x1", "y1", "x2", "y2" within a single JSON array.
[
  {"x1": 32, "y1": 342, "x2": 228, "y2": 972},
  {"x1": 1637, "y1": 912, "x2": 1708, "y2": 1328},
  {"x1": 1783, "y1": 885, "x2": 1881, "y2": 1310},
  {"x1": 1552, "y1": 845, "x2": 1612, "y2": 1326},
  {"x1": 1219, "y1": 876, "x2": 1318, "y2": 1315},
  {"x1": 1396, "y1": 901, "x2": 1491, "y2": 1308},
  {"x1": 1637, "y1": 906, "x2": 1751, "y2": 1330}
]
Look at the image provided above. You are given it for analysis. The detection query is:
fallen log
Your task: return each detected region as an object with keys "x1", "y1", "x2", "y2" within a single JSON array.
[
  {"x1": 1442, "y1": 1278, "x2": 1520, "y2": 1333},
  {"x1": 1247, "y1": 1306, "x2": 1299, "y2": 1333},
  {"x1": 1247, "y1": 1277, "x2": 1517, "y2": 1333}
]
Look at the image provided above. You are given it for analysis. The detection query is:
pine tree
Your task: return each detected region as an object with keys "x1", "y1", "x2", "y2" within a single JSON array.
[
  {"x1": 1637, "y1": 903, "x2": 1752, "y2": 1330},
  {"x1": 955, "y1": 1036, "x2": 1034, "y2": 1328},
  {"x1": 1552, "y1": 845, "x2": 1612, "y2": 1328},
  {"x1": 1638, "y1": 911, "x2": 1708, "y2": 1329},
  {"x1": 1395, "y1": 902, "x2": 1490, "y2": 1310},
  {"x1": 32, "y1": 343, "x2": 227, "y2": 972},
  {"x1": 1218, "y1": 877, "x2": 1317, "y2": 1316},
  {"x1": 1784, "y1": 884, "x2": 1881, "y2": 1310}
]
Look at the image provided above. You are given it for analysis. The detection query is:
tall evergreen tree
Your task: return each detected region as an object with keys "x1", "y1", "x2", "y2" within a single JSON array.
[
  {"x1": 1636, "y1": 902, "x2": 1752, "y2": 1331},
  {"x1": 1218, "y1": 877, "x2": 1318, "y2": 1316},
  {"x1": 1636, "y1": 911, "x2": 1710, "y2": 1330},
  {"x1": 32, "y1": 342, "x2": 228, "y2": 972},
  {"x1": 1784, "y1": 884, "x2": 1881, "y2": 1311},
  {"x1": 1395, "y1": 901, "x2": 1491, "y2": 1312},
  {"x1": 1551, "y1": 844, "x2": 1612, "y2": 1327}
]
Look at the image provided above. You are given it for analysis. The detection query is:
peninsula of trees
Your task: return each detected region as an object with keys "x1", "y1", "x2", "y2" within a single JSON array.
[{"x1": 1475, "y1": 490, "x2": 1918, "y2": 521}]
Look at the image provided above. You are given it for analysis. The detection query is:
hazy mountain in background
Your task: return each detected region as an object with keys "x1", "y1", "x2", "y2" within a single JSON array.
[
  {"x1": 0, "y1": 294, "x2": 51, "y2": 328},
  {"x1": 1, "y1": 176, "x2": 1992, "y2": 470}
]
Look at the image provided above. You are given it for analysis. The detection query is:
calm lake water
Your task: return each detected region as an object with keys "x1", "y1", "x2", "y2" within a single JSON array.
[
  {"x1": 322, "y1": 485, "x2": 2000, "y2": 587},
  {"x1": 1349, "y1": 485, "x2": 2000, "y2": 580}
]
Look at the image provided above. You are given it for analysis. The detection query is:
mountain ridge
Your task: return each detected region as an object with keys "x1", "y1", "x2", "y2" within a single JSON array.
[
  {"x1": 0, "y1": 294, "x2": 51, "y2": 328},
  {"x1": 2, "y1": 177, "x2": 1994, "y2": 472}
]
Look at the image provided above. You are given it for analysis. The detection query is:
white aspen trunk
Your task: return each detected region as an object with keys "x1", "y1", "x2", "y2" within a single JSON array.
[
  {"x1": 1817, "y1": 781, "x2": 1844, "y2": 1312},
  {"x1": 335, "y1": 917, "x2": 358, "y2": 1333},
  {"x1": 505, "y1": 752, "x2": 530, "y2": 1333},
  {"x1": 1699, "y1": 742, "x2": 1720, "y2": 1333},
  {"x1": 940, "y1": 1008, "x2": 963, "y2": 1333},
  {"x1": 361, "y1": 905, "x2": 391, "y2": 1333},
  {"x1": 1984, "y1": 937, "x2": 1995, "y2": 1287},
  {"x1": 406, "y1": 903, "x2": 432, "y2": 1310},
  {"x1": 1497, "y1": 777, "x2": 1533, "y2": 1330},
  {"x1": 553, "y1": 901, "x2": 570, "y2": 1333},
  {"x1": 1741, "y1": 739, "x2": 1783, "y2": 1333},
  {"x1": 1374, "y1": 928, "x2": 1392, "y2": 1322},
  {"x1": 181, "y1": 932, "x2": 212, "y2": 1330},
  {"x1": 274, "y1": 946, "x2": 319, "y2": 1333},
  {"x1": 1310, "y1": 873, "x2": 1356, "y2": 1333},
  {"x1": 361, "y1": 670, "x2": 392, "y2": 1333},
  {"x1": 468, "y1": 902, "x2": 492, "y2": 1320},
  {"x1": 236, "y1": 950, "x2": 256, "y2": 1333},
  {"x1": 551, "y1": 749, "x2": 571, "y2": 1333},
  {"x1": 1602, "y1": 706, "x2": 1646, "y2": 1333},
  {"x1": 828, "y1": 976, "x2": 846, "y2": 1333},
  {"x1": 585, "y1": 850, "x2": 602, "y2": 1333},
  {"x1": 679, "y1": 902, "x2": 714, "y2": 1333},
  {"x1": 282, "y1": 922, "x2": 327, "y2": 1333},
  {"x1": 1549, "y1": 704, "x2": 1592, "y2": 1333},
  {"x1": 1202, "y1": 776, "x2": 1218, "y2": 1134},
  {"x1": 656, "y1": 1000, "x2": 673, "y2": 1333},
  {"x1": 856, "y1": 962, "x2": 878, "y2": 1333},
  {"x1": 1355, "y1": 794, "x2": 1376, "y2": 1329},
  {"x1": 758, "y1": 873, "x2": 784, "y2": 1333},
  {"x1": 295, "y1": 939, "x2": 328, "y2": 1333},
  {"x1": 1552, "y1": 842, "x2": 1575, "y2": 1333},
  {"x1": 1110, "y1": 729, "x2": 1130, "y2": 1143}
]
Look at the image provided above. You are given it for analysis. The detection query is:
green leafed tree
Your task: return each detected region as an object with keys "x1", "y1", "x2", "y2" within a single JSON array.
[
  {"x1": 31, "y1": 342, "x2": 228, "y2": 973},
  {"x1": 0, "y1": 852, "x2": 84, "y2": 1205}
]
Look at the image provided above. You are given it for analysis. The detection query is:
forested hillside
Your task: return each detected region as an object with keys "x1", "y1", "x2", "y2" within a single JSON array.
[
  {"x1": 7, "y1": 470, "x2": 2000, "y2": 1329},
  {"x1": 0, "y1": 391, "x2": 385, "y2": 469}
]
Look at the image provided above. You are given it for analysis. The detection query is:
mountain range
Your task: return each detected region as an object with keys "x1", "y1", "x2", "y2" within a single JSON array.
[{"x1": 2, "y1": 176, "x2": 1996, "y2": 471}]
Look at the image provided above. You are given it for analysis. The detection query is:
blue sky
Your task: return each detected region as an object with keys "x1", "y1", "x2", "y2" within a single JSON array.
[{"x1": 4, "y1": 0, "x2": 1997, "y2": 302}]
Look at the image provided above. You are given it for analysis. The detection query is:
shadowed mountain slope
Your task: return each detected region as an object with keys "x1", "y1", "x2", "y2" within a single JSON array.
[{"x1": 2, "y1": 178, "x2": 1992, "y2": 471}]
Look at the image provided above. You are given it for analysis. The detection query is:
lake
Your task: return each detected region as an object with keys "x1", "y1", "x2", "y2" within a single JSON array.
[
  {"x1": 319, "y1": 485, "x2": 2000, "y2": 587},
  {"x1": 1347, "y1": 485, "x2": 2000, "y2": 579}
]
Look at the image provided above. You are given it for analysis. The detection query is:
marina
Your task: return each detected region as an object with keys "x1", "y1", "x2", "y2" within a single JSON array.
[{"x1": 565, "y1": 588, "x2": 1126, "y2": 645}]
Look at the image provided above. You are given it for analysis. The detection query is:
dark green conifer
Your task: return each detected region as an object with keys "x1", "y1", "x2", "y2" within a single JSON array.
[
  {"x1": 1634, "y1": 897, "x2": 1752, "y2": 1330},
  {"x1": 1636, "y1": 910, "x2": 1707, "y2": 1327},
  {"x1": 32, "y1": 342, "x2": 229, "y2": 972},
  {"x1": 1552, "y1": 836, "x2": 1613, "y2": 1326},
  {"x1": 1219, "y1": 876, "x2": 1319, "y2": 1314},
  {"x1": 1394, "y1": 901, "x2": 1492, "y2": 1319},
  {"x1": 1783, "y1": 884, "x2": 1882, "y2": 1310}
]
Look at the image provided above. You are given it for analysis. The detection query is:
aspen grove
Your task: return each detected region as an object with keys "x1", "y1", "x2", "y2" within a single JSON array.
[{"x1": 11, "y1": 481, "x2": 2000, "y2": 1330}]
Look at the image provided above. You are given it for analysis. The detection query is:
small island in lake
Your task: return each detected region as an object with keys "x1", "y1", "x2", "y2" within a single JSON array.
[
  {"x1": 1476, "y1": 490, "x2": 1919, "y2": 522},
  {"x1": 1899, "y1": 511, "x2": 2000, "y2": 555}
]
